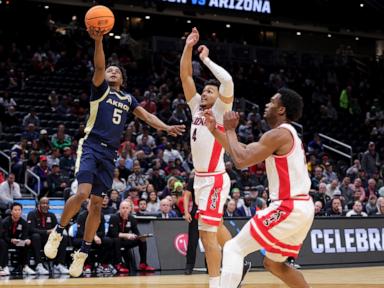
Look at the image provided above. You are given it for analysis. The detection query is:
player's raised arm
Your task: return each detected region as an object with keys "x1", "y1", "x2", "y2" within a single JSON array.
[
  {"x1": 198, "y1": 45, "x2": 234, "y2": 104},
  {"x1": 180, "y1": 27, "x2": 199, "y2": 102},
  {"x1": 133, "y1": 106, "x2": 185, "y2": 137},
  {"x1": 88, "y1": 27, "x2": 107, "y2": 87}
]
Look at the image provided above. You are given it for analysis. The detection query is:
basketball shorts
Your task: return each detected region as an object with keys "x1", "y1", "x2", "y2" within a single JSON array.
[
  {"x1": 249, "y1": 196, "x2": 314, "y2": 262},
  {"x1": 194, "y1": 171, "x2": 230, "y2": 231},
  {"x1": 75, "y1": 136, "x2": 117, "y2": 197}
]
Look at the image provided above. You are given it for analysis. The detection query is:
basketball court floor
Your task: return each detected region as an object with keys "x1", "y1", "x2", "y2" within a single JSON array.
[{"x1": 0, "y1": 266, "x2": 383, "y2": 287}]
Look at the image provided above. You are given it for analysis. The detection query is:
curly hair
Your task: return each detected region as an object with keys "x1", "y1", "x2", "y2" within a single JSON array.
[
  {"x1": 106, "y1": 64, "x2": 127, "y2": 88},
  {"x1": 277, "y1": 88, "x2": 303, "y2": 122}
]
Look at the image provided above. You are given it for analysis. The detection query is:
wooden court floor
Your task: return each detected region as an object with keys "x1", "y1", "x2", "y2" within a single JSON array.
[{"x1": 0, "y1": 267, "x2": 383, "y2": 287}]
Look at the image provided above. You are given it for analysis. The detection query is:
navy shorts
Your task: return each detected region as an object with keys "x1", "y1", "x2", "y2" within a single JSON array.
[{"x1": 75, "y1": 136, "x2": 117, "y2": 197}]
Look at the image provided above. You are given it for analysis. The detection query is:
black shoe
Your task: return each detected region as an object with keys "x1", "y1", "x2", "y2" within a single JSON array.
[
  {"x1": 287, "y1": 258, "x2": 301, "y2": 269},
  {"x1": 184, "y1": 264, "x2": 193, "y2": 275},
  {"x1": 237, "y1": 261, "x2": 251, "y2": 287}
]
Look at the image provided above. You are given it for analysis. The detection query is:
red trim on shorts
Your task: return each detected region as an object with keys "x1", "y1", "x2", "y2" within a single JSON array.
[
  {"x1": 256, "y1": 200, "x2": 293, "y2": 231},
  {"x1": 250, "y1": 224, "x2": 299, "y2": 257},
  {"x1": 207, "y1": 126, "x2": 225, "y2": 173},
  {"x1": 200, "y1": 173, "x2": 224, "y2": 227},
  {"x1": 274, "y1": 157, "x2": 291, "y2": 200}
]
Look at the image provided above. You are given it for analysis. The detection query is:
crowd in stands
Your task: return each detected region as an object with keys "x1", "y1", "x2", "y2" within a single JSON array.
[{"x1": 0, "y1": 7, "x2": 384, "y2": 276}]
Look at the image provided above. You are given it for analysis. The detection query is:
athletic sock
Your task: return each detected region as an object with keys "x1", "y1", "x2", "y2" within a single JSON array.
[
  {"x1": 79, "y1": 240, "x2": 92, "y2": 254},
  {"x1": 209, "y1": 276, "x2": 220, "y2": 288},
  {"x1": 55, "y1": 225, "x2": 65, "y2": 235}
]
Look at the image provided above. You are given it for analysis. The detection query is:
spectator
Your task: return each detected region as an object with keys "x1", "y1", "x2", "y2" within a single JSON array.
[
  {"x1": 73, "y1": 200, "x2": 113, "y2": 274},
  {"x1": 59, "y1": 146, "x2": 75, "y2": 177},
  {"x1": 125, "y1": 187, "x2": 140, "y2": 212},
  {"x1": 376, "y1": 197, "x2": 384, "y2": 216},
  {"x1": 158, "y1": 198, "x2": 177, "y2": 218},
  {"x1": 366, "y1": 178, "x2": 378, "y2": 200},
  {"x1": 3, "y1": 105, "x2": 19, "y2": 127},
  {"x1": 231, "y1": 187, "x2": 244, "y2": 209},
  {"x1": 346, "y1": 159, "x2": 361, "y2": 181},
  {"x1": 22, "y1": 123, "x2": 39, "y2": 142},
  {"x1": 136, "y1": 126, "x2": 156, "y2": 147},
  {"x1": 307, "y1": 133, "x2": 324, "y2": 155},
  {"x1": 323, "y1": 162, "x2": 338, "y2": 184},
  {"x1": 101, "y1": 195, "x2": 116, "y2": 215},
  {"x1": 237, "y1": 194, "x2": 256, "y2": 217},
  {"x1": 346, "y1": 201, "x2": 368, "y2": 217},
  {"x1": 2, "y1": 203, "x2": 36, "y2": 275},
  {"x1": 38, "y1": 129, "x2": 52, "y2": 153},
  {"x1": 361, "y1": 142, "x2": 380, "y2": 178},
  {"x1": 127, "y1": 162, "x2": 149, "y2": 193},
  {"x1": 27, "y1": 197, "x2": 69, "y2": 274},
  {"x1": 0, "y1": 91, "x2": 16, "y2": 109},
  {"x1": 311, "y1": 166, "x2": 324, "y2": 191},
  {"x1": 311, "y1": 183, "x2": 331, "y2": 209},
  {"x1": 46, "y1": 164, "x2": 67, "y2": 197},
  {"x1": 32, "y1": 155, "x2": 50, "y2": 196},
  {"x1": 0, "y1": 173, "x2": 21, "y2": 209},
  {"x1": 224, "y1": 199, "x2": 240, "y2": 217},
  {"x1": 112, "y1": 168, "x2": 127, "y2": 194},
  {"x1": 136, "y1": 135, "x2": 154, "y2": 159},
  {"x1": 140, "y1": 91, "x2": 157, "y2": 115},
  {"x1": 314, "y1": 201, "x2": 325, "y2": 216},
  {"x1": 147, "y1": 167, "x2": 166, "y2": 193},
  {"x1": 225, "y1": 161, "x2": 241, "y2": 187},
  {"x1": 108, "y1": 200, "x2": 155, "y2": 272},
  {"x1": 349, "y1": 178, "x2": 366, "y2": 202},
  {"x1": 168, "y1": 102, "x2": 188, "y2": 125},
  {"x1": 365, "y1": 195, "x2": 378, "y2": 215},
  {"x1": 109, "y1": 190, "x2": 121, "y2": 211},
  {"x1": 238, "y1": 120, "x2": 253, "y2": 143},
  {"x1": 163, "y1": 142, "x2": 183, "y2": 163},
  {"x1": 146, "y1": 191, "x2": 160, "y2": 213},
  {"x1": 47, "y1": 148, "x2": 61, "y2": 169},
  {"x1": 326, "y1": 179, "x2": 340, "y2": 198},
  {"x1": 325, "y1": 198, "x2": 344, "y2": 216},
  {"x1": 51, "y1": 124, "x2": 72, "y2": 150},
  {"x1": 22, "y1": 109, "x2": 40, "y2": 128},
  {"x1": 116, "y1": 157, "x2": 131, "y2": 181},
  {"x1": 136, "y1": 199, "x2": 149, "y2": 216},
  {"x1": 339, "y1": 176, "x2": 354, "y2": 205}
]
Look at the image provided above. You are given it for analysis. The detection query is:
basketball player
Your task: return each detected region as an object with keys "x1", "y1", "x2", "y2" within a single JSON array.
[
  {"x1": 204, "y1": 89, "x2": 314, "y2": 288},
  {"x1": 180, "y1": 27, "x2": 235, "y2": 288},
  {"x1": 44, "y1": 27, "x2": 185, "y2": 277}
]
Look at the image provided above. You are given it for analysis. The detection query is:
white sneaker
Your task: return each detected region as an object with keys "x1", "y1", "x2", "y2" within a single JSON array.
[
  {"x1": 69, "y1": 250, "x2": 88, "y2": 277},
  {"x1": 54, "y1": 264, "x2": 69, "y2": 274},
  {"x1": 3, "y1": 266, "x2": 10, "y2": 276},
  {"x1": 35, "y1": 263, "x2": 49, "y2": 275},
  {"x1": 23, "y1": 265, "x2": 36, "y2": 275},
  {"x1": 44, "y1": 229, "x2": 63, "y2": 259},
  {"x1": 0, "y1": 267, "x2": 6, "y2": 276}
]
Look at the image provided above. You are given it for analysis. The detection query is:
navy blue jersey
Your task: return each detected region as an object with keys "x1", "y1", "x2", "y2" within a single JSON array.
[{"x1": 84, "y1": 80, "x2": 139, "y2": 149}]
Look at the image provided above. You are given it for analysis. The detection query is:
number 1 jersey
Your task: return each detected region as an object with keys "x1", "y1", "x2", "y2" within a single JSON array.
[{"x1": 188, "y1": 94, "x2": 232, "y2": 173}]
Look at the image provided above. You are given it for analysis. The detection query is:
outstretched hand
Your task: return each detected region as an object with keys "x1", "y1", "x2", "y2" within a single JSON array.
[
  {"x1": 185, "y1": 27, "x2": 199, "y2": 47},
  {"x1": 203, "y1": 109, "x2": 216, "y2": 133},
  {"x1": 198, "y1": 45, "x2": 209, "y2": 62},
  {"x1": 223, "y1": 111, "x2": 240, "y2": 131},
  {"x1": 166, "y1": 125, "x2": 186, "y2": 137},
  {"x1": 88, "y1": 26, "x2": 107, "y2": 41}
]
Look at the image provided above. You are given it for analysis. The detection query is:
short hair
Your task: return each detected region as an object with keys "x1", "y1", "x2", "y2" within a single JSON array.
[
  {"x1": 11, "y1": 202, "x2": 23, "y2": 210},
  {"x1": 277, "y1": 88, "x2": 303, "y2": 122},
  {"x1": 106, "y1": 64, "x2": 127, "y2": 88},
  {"x1": 204, "y1": 79, "x2": 220, "y2": 89}
]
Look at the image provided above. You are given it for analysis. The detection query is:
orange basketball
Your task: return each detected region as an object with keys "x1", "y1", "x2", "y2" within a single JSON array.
[{"x1": 84, "y1": 5, "x2": 115, "y2": 34}]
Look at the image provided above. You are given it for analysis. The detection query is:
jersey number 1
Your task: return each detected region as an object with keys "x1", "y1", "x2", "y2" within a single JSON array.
[{"x1": 113, "y1": 108, "x2": 123, "y2": 125}]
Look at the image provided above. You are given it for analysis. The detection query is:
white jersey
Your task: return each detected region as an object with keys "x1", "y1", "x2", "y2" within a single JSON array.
[
  {"x1": 188, "y1": 94, "x2": 232, "y2": 173},
  {"x1": 265, "y1": 123, "x2": 311, "y2": 201}
]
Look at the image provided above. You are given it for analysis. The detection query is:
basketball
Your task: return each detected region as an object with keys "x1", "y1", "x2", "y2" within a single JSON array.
[{"x1": 84, "y1": 5, "x2": 115, "y2": 34}]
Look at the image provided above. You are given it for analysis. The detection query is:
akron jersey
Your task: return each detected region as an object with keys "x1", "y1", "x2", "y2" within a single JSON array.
[
  {"x1": 265, "y1": 123, "x2": 311, "y2": 201},
  {"x1": 84, "y1": 80, "x2": 139, "y2": 149},
  {"x1": 187, "y1": 94, "x2": 232, "y2": 172}
]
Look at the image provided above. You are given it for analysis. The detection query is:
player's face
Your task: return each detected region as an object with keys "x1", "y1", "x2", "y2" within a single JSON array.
[
  {"x1": 264, "y1": 93, "x2": 283, "y2": 127},
  {"x1": 201, "y1": 85, "x2": 219, "y2": 109},
  {"x1": 105, "y1": 66, "x2": 123, "y2": 87}
]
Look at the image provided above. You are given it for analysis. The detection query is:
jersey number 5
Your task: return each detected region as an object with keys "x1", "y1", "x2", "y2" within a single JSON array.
[{"x1": 112, "y1": 108, "x2": 123, "y2": 125}]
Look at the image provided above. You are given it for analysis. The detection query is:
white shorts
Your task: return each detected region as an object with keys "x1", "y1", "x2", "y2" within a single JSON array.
[
  {"x1": 249, "y1": 196, "x2": 314, "y2": 262},
  {"x1": 194, "y1": 171, "x2": 230, "y2": 230}
]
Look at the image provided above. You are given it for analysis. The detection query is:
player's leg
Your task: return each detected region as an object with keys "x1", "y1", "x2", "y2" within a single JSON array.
[
  {"x1": 217, "y1": 221, "x2": 231, "y2": 248},
  {"x1": 44, "y1": 183, "x2": 92, "y2": 259},
  {"x1": 263, "y1": 256, "x2": 310, "y2": 288},
  {"x1": 199, "y1": 228, "x2": 221, "y2": 288},
  {"x1": 220, "y1": 221, "x2": 262, "y2": 288}
]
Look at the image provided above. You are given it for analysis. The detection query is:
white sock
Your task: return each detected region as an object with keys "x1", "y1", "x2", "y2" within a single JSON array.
[{"x1": 209, "y1": 276, "x2": 220, "y2": 288}]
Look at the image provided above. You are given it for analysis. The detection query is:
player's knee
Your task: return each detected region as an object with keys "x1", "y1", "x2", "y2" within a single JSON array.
[
  {"x1": 223, "y1": 239, "x2": 241, "y2": 256},
  {"x1": 76, "y1": 190, "x2": 90, "y2": 202},
  {"x1": 89, "y1": 199, "x2": 102, "y2": 213}
]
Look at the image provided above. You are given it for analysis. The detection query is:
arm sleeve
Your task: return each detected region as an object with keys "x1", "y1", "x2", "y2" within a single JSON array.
[
  {"x1": 90, "y1": 80, "x2": 109, "y2": 101},
  {"x1": 187, "y1": 93, "x2": 201, "y2": 115},
  {"x1": 212, "y1": 97, "x2": 233, "y2": 125},
  {"x1": 203, "y1": 58, "x2": 234, "y2": 98}
]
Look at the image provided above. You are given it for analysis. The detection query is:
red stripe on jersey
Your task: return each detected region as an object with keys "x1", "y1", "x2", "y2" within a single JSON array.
[
  {"x1": 201, "y1": 174, "x2": 224, "y2": 226},
  {"x1": 275, "y1": 157, "x2": 291, "y2": 200},
  {"x1": 207, "y1": 125, "x2": 225, "y2": 173},
  {"x1": 250, "y1": 223, "x2": 299, "y2": 257}
]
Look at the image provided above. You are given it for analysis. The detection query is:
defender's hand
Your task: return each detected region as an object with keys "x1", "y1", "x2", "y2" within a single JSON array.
[
  {"x1": 203, "y1": 109, "x2": 217, "y2": 133},
  {"x1": 166, "y1": 125, "x2": 186, "y2": 137},
  {"x1": 186, "y1": 27, "x2": 199, "y2": 48},
  {"x1": 223, "y1": 111, "x2": 240, "y2": 131},
  {"x1": 198, "y1": 45, "x2": 209, "y2": 62},
  {"x1": 184, "y1": 212, "x2": 192, "y2": 223}
]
